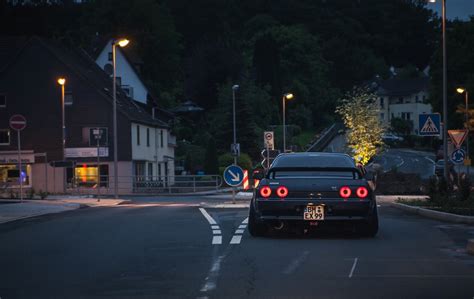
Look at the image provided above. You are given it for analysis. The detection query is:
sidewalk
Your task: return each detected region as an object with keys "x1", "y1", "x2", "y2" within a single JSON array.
[{"x1": 0, "y1": 197, "x2": 128, "y2": 224}]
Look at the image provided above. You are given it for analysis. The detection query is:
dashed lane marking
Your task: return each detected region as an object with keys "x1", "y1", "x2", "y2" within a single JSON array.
[
  {"x1": 349, "y1": 257, "x2": 358, "y2": 278},
  {"x1": 229, "y1": 217, "x2": 249, "y2": 245},
  {"x1": 199, "y1": 208, "x2": 222, "y2": 245}
]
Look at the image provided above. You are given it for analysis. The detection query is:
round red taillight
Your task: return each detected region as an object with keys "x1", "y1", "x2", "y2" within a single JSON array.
[
  {"x1": 356, "y1": 186, "x2": 368, "y2": 198},
  {"x1": 276, "y1": 186, "x2": 288, "y2": 198},
  {"x1": 339, "y1": 186, "x2": 352, "y2": 199},
  {"x1": 260, "y1": 186, "x2": 272, "y2": 198}
]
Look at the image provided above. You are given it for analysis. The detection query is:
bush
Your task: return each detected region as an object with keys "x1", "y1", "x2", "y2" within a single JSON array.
[{"x1": 218, "y1": 153, "x2": 253, "y2": 173}]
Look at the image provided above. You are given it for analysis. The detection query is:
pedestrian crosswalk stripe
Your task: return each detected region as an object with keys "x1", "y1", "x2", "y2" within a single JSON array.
[{"x1": 420, "y1": 116, "x2": 439, "y2": 133}]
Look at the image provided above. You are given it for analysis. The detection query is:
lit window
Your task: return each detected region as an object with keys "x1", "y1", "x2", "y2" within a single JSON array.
[{"x1": 74, "y1": 164, "x2": 109, "y2": 187}]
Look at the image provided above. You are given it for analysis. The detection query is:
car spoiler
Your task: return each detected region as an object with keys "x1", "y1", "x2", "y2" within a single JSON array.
[{"x1": 267, "y1": 167, "x2": 363, "y2": 178}]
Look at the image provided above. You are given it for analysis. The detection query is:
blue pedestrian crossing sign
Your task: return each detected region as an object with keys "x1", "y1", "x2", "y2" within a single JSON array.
[
  {"x1": 419, "y1": 113, "x2": 441, "y2": 136},
  {"x1": 223, "y1": 165, "x2": 244, "y2": 186},
  {"x1": 451, "y1": 148, "x2": 466, "y2": 164}
]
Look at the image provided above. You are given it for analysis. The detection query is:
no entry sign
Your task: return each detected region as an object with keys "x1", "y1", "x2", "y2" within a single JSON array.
[{"x1": 9, "y1": 114, "x2": 27, "y2": 131}]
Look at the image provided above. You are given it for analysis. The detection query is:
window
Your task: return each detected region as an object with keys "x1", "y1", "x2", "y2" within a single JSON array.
[
  {"x1": 0, "y1": 129, "x2": 10, "y2": 145},
  {"x1": 160, "y1": 130, "x2": 164, "y2": 148},
  {"x1": 116, "y1": 76, "x2": 122, "y2": 86},
  {"x1": 137, "y1": 125, "x2": 140, "y2": 145},
  {"x1": 0, "y1": 94, "x2": 6, "y2": 107},
  {"x1": 146, "y1": 128, "x2": 150, "y2": 147},
  {"x1": 148, "y1": 163, "x2": 153, "y2": 180},
  {"x1": 415, "y1": 95, "x2": 419, "y2": 102},
  {"x1": 380, "y1": 113, "x2": 384, "y2": 120},
  {"x1": 379, "y1": 97, "x2": 384, "y2": 108},
  {"x1": 398, "y1": 97, "x2": 403, "y2": 103},
  {"x1": 73, "y1": 164, "x2": 109, "y2": 187},
  {"x1": 108, "y1": 52, "x2": 112, "y2": 61}
]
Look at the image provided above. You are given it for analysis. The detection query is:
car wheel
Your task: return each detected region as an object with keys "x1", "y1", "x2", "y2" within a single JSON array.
[
  {"x1": 248, "y1": 203, "x2": 267, "y2": 237},
  {"x1": 360, "y1": 205, "x2": 379, "y2": 237}
]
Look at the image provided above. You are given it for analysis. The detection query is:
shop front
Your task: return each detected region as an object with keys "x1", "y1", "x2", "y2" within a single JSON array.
[{"x1": 0, "y1": 150, "x2": 34, "y2": 190}]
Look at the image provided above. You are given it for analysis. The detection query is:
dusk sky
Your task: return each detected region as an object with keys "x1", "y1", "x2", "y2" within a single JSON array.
[{"x1": 428, "y1": 0, "x2": 474, "y2": 20}]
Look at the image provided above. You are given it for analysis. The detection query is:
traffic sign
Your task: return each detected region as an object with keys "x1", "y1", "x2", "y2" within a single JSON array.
[
  {"x1": 451, "y1": 148, "x2": 466, "y2": 164},
  {"x1": 9, "y1": 114, "x2": 27, "y2": 131},
  {"x1": 448, "y1": 129, "x2": 468, "y2": 149},
  {"x1": 223, "y1": 165, "x2": 244, "y2": 186},
  {"x1": 419, "y1": 113, "x2": 440, "y2": 136},
  {"x1": 230, "y1": 143, "x2": 240, "y2": 157},
  {"x1": 263, "y1": 131, "x2": 274, "y2": 150}
]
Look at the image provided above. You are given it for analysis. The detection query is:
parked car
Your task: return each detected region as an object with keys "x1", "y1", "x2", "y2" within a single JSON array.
[{"x1": 382, "y1": 133, "x2": 404, "y2": 142}]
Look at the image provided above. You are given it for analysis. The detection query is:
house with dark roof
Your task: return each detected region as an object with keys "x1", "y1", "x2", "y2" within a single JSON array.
[
  {"x1": 0, "y1": 36, "x2": 175, "y2": 194},
  {"x1": 371, "y1": 76, "x2": 433, "y2": 134}
]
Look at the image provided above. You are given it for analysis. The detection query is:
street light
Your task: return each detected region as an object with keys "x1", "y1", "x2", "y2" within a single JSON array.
[
  {"x1": 429, "y1": 0, "x2": 448, "y2": 180},
  {"x1": 457, "y1": 87, "x2": 470, "y2": 172},
  {"x1": 282, "y1": 93, "x2": 294, "y2": 152},
  {"x1": 232, "y1": 84, "x2": 239, "y2": 166},
  {"x1": 111, "y1": 38, "x2": 130, "y2": 199},
  {"x1": 57, "y1": 77, "x2": 66, "y2": 193}
]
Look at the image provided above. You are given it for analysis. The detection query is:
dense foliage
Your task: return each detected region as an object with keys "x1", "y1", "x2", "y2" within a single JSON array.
[{"x1": 3, "y1": 0, "x2": 459, "y2": 171}]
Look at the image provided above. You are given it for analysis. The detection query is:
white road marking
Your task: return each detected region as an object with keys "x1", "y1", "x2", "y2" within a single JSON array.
[
  {"x1": 212, "y1": 230, "x2": 222, "y2": 235},
  {"x1": 200, "y1": 255, "x2": 225, "y2": 292},
  {"x1": 238, "y1": 225, "x2": 247, "y2": 229},
  {"x1": 349, "y1": 257, "x2": 358, "y2": 278},
  {"x1": 283, "y1": 251, "x2": 310, "y2": 274},
  {"x1": 199, "y1": 208, "x2": 217, "y2": 225},
  {"x1": 230, "y1": 235, "x2": 242, "y2": 244},
  {"x1": 211, "y1": 225, "x2": 219, "y2": 229},
  {"x1": 212, "y1": 236, "x2": 222, "y2": 245},
  {"x1": 242, "y1": 217, "x2": 249, "y2": 224},
  {"x1": 235, "y1": 229, "x2": 244, "y2": 234}
]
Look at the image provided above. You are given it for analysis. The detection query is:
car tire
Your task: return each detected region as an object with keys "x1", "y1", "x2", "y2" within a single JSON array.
[
  {"x1": 360, "y1": 205, "x2": 379, "y2": 237},
  {"x1": 248, "y1": 203, "x2": 267, "y2": 237}
]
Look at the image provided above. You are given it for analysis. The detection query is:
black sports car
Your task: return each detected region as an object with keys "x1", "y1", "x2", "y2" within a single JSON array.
[{"x1": 248, "y1": 152, "x2": 378, "y2": 237}]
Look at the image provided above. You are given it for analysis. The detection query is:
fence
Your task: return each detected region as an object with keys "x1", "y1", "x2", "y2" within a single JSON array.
[
  {"x1": 68, "y1": 174, "x2": 223, "y2": 195},
  {"x1": 306, "y1": 123, "x2": 344, "y2": 152}
]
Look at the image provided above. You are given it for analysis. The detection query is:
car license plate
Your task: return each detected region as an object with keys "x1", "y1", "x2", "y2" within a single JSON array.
[{"x1": 304, "y1": 205, "x2": 324, "y2": 220}]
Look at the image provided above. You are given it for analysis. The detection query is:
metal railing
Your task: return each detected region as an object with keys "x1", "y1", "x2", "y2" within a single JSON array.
[
  {"x1": 69, "y1": 174, "x2": 223, "y2": 195},
  {"x1": 306, "y1": 123, "x2": 344, "y2": 152}
]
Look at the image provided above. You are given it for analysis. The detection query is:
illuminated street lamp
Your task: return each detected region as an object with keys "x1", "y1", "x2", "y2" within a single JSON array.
[
  {"x1": 428, "y1": 0, "x2": 448, "y2": 180},
  {"x1": 111, "y1": 38, "x2": 130, "y2": 198},
  {"x1": 282, "y1": 93, "x2": 294, "y2": 152},
  {"x1": 57, "y1": 77, "x2": 66, "y2": 193},
  {"x1": 457, "y1": 87, "x2": 470, "y2": 172}
]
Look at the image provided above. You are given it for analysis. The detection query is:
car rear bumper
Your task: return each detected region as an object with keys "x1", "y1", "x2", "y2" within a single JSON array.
[{"x1": 255, "y1": 198, "x2": 375, "y2": 222}]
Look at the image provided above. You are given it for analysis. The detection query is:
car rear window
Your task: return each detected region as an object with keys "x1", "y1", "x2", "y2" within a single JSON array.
[{"x1": 272, "y1": 154, "x2": 355, "y2": 168}]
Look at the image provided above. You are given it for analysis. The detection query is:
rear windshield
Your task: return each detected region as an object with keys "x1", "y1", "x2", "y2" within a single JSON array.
[
  {"x1": 272, "y1": 154, "x2": 355, "y2": 168},
  {"x1": 269, "y1": 169, "x2": 361, "y2": 179}
]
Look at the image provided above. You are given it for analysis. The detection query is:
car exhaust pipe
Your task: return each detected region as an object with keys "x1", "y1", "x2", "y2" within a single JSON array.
[{"x1": 274, "y1": 221, "x2": 285, "y2": 230}]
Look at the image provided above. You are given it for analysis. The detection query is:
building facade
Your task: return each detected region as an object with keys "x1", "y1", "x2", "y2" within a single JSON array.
[{"x1": 0, "y1": 36, "x2": 175, "y2": 195}]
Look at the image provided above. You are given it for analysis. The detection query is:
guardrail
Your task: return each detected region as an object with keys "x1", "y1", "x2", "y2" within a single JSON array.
[{"x1": 305, "y1": 123, "x2": 343, "y2": 152}]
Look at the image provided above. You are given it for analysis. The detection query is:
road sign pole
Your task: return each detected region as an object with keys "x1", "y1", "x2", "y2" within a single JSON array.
[
  {"x1": 266, "y1": 144, "x2": 270, "y2": 169},
  {"x1": 97, "y1": 136, "x2": 100, "y2": 202},
  {"x1": 17, "y1": 130, "x2": 23, "y2": 202}
]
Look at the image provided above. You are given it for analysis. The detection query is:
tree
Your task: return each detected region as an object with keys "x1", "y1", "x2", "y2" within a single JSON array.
[
  {"x1": 336, "y1": 88, "x2": 385, "y2": 165},
  {"x1": 204, "y1": 137, "x2": 219, "y2": 174}
]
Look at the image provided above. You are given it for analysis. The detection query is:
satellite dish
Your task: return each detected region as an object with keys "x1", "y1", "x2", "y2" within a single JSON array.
[{"x1": 103, "y1": 63, "x2": 113, "y2": 75}]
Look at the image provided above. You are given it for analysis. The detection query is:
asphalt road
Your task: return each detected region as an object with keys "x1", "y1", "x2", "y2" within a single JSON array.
[
  {"x1": 0, "y1": 196, "x2": 473, "y2": 299},
  {"x1": 371, "y1": 149, "x2": 436, "y2": 179}
]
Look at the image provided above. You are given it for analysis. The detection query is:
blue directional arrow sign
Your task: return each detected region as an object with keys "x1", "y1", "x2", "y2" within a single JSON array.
[
  {"x1": 223, "y1": 165, "x2": 244, "y2": 186},
  {"x1": 419, "y1": 113, "x2": 441, "y2": 136},
  {"x1": 451, "y1": 148, "x2": 466, "y2": 164}
]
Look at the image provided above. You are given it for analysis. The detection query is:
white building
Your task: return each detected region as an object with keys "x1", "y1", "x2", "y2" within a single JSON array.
[
  {"x1": 374, "y1": 77, "x2": 433, "y2": 135},
  {"x1": 95, "y1": 39, "x2": 149, "y2": 104}
]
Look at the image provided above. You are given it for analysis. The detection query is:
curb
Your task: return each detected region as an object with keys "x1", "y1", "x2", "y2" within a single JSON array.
[
  {"x1": 467, "y1": 239, "x2": 474, "y2": 255},
  {"x1": 200, "y1": 202, "x2": 250, "y2": 209},
  {"x1": 390, "y1": 202, "x2": 474, "y2": 224}
]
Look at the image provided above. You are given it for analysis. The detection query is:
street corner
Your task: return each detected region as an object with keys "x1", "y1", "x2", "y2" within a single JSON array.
[
  {"x1": 0, "y1": 200, "x2": 83, "y2": 224},
  {"x1": 57, "y1": 198, "x2": 131, "y2": 207}
]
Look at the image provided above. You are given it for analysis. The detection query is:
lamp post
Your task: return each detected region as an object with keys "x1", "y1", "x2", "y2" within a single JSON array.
[
  {"x1": 232, "y1": 85, "x2": 239, "y2": 166},
  {"x1": 429, "y1": 0, "x2": 448, "y2": 180},
  {"x1": 111, "y1": 38, "x2": 129, "y2": 198},
  {"x1": 57, "y1": 77, "x2": 66, "y2": 193},
  {"x1": 457, "y1": 87, "x2": 469, "y2": 174},
  {"x1": 282, "y1": 93, "x2": 294, "y2": 152}
]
